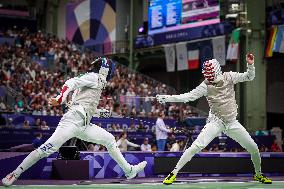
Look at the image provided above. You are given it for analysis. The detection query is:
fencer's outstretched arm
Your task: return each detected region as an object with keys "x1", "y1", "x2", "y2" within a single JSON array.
[
  {"x1": 54, "y1": 73, "x2": 100, "y2": 104},
  {"x1": 156, "y1": 82, "x2": 207, "y2": 104},
  {"x1": 230, "y1": 53, "x2": 255, "y2": 84}
]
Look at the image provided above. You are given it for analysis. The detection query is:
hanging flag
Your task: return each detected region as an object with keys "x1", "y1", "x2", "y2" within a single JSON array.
[
  {"x1": 176, "y1": 42, "x2": 188, "y2": 71},
  {"x1": 212, "y1": 36, "x2": 226, "y2": 66},
  {"x1": 273, "y1": 25, "x2": 284, "y2": 53},
  {"x1": 164, "y1": 44, "x2": 176, "y2": 72},
  {"x1": 266, "y1": 26, "x2": 278, "y2": 57},
  {"x1": 186, "y1": 39, "x2": 213, "y2": 70},
  {"x1": 226, "y1": 28, "x2": 241, "y2": 61},
  {"x1": 187, "y1": 50, "x2": 199, "y2": 70},
  {"x1": 197, "y1": 39, "x2": 213, "y2": 67}
]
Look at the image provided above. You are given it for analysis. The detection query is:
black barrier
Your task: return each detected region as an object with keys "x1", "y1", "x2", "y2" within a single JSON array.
[
  {"x1": 154, "y1": 156, "x2": 284, "y2": 174},
  {"x1": 51, "y1": 160, "x2": 91, "y2": 180}
]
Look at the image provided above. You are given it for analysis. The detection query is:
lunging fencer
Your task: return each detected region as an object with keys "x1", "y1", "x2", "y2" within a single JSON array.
[
  {"x1": 156, "y1": 53, "x2": 272, "y2": 185},
  {"x1": 2, "y1": 57, "x2": 147, "y2": 187}
]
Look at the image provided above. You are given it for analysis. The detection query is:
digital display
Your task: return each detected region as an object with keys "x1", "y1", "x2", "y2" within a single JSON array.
[{"x1": 148, "y1": 0, "x2": 220, "y2": 35}]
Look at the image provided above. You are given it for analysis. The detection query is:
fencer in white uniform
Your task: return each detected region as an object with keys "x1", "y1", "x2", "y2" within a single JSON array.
[
  {"x1": 157, "y1": 54, "x2": 272, "y2": 184},
  {"x1": 2, "y1": 57, "x2": 147, "y2": 186}
]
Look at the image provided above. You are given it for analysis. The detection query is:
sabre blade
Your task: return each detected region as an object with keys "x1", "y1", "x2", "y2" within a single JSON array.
[{"x1": 100, "y1": 96, "x2": 157, "y2": 100}]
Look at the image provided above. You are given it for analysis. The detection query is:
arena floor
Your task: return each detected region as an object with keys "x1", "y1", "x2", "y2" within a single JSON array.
[{"x1": 1, "y1": 177, "x2": 284, "y2": 189}]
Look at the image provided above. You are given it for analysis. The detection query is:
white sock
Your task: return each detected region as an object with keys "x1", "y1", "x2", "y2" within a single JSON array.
[
  {"x1": 107, "y1": 143, "x2": 131, "y2": 173},
  {"x1": 14, "y1": 150, "x2": 42, "y2": 176},
  {"x1": 172, "y1": 144, "x2": 201, "y2": 175}
]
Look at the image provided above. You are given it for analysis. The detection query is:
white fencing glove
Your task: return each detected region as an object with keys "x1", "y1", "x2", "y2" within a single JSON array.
[{"x1": 156, "y1": 95, "x2": 171, "y2": 104}]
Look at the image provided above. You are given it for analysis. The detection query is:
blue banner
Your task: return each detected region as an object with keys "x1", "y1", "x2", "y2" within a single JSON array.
[
  {"x1": 152, "y1": 22, "x2": 233, "y2": 45},
  {"x1": 135, "y1": 22, "x2": 234, "y2": 48}
]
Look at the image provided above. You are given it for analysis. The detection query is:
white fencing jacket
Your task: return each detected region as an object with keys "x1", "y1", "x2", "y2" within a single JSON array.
[{"x1": 166, "y1": 64, "x2": 255, "y2": 123}]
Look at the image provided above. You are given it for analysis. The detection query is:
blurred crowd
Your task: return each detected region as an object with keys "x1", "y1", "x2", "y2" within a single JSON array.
[{"x1": 0, "y1": 29, "x2": 198, "y2": 119}]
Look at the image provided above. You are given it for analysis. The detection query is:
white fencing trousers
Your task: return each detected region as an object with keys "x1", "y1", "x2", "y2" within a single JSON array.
[
  {"x1": 173, "y1": 118, "x2": 261, "y2": 175},
  {"x1": 14, "y1": 109, "x2": 131, "y2": 175}
]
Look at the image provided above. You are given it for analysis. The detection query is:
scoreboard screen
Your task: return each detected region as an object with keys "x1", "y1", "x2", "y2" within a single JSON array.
[{"x1": 148, "y1": 0, "x2": 220, "y2": 35}]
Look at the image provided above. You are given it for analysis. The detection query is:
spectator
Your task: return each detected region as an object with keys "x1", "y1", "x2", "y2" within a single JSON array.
[
  {"x1": 259, "y1": 146, "x2": 269, "y2": 152},
  {"x1": 14, "y1": 98, "x2": 24, "y2": 112},
  {"x1": 170, "y1": 140, "x2": 184, "y2": 152},
  {"x1": 127, "y1": 123, "x2": 137, "y2": 132},
  {"x1": 121, "y1": 104, "x2": 128, "y2": 116},
  {"x1": 126, "y1": 88, "x2": 135, "y2": 109},
  {"x1": 271, "y1": 139, "x2": 281, "y2": 152},
  {"x1": 151, "y1": 144, "x2": 157, "y2": 152},
  {"x1": 34, "y1": 118, "x2": 41, "y2": 129},
  {"x1": 167, "y1": 133, "x2": 176, "y2": 147},
  {"x1": 87, "y1": 143, "x2": 100, "y2": 152},
  {"x1": 112, "y1": 103, "x2": 122, "y2": 117},
  {"x1": 117, "y1": 132, "x2": 139, "y2": 152},
  {"x1": 140, "y1": 138, "x2": 152, "y2": 152},
  {"x1": 108, "y1": 124, "x2": 117, "y2": 132},
  {"x1": 40, "y1": 121, "x2": 50, "y2": 130},
  {"x1": 23, "y1": 120, "x2": 31, "y2": 129},
  {"x1": 116, "y1": 124, "x2": 123, "y2": 132},
  {"x1": 32, "y1": 106, "x2": 42, "y2": 116},
  {"x1": 155, "y1": 112, "x2": 172, "y2": 151},
  {"x1": 0, "y1": 97, "x2": 7, "y2": 111},
  {"x1": 166, "y1": 143, "x2": 172, "y2": 151},
  {"x1": 270, "y1": 127, "x2": 283, "y2": 152},
  {"x1": 99, "y1": 145, "x2": 107, "y2": 151},
  {"x1": 137, "y1": 122, "x2": 146, "y2": 132},
  {"x1": 32, "y1": 133, "x2": 43, "y2": 148},
  {"x1": 209, "y1": 144, "x2": 220, "y2": 152},
  {"x1": 6, "y1": 118, "x2": 14, "y2": 129}
]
